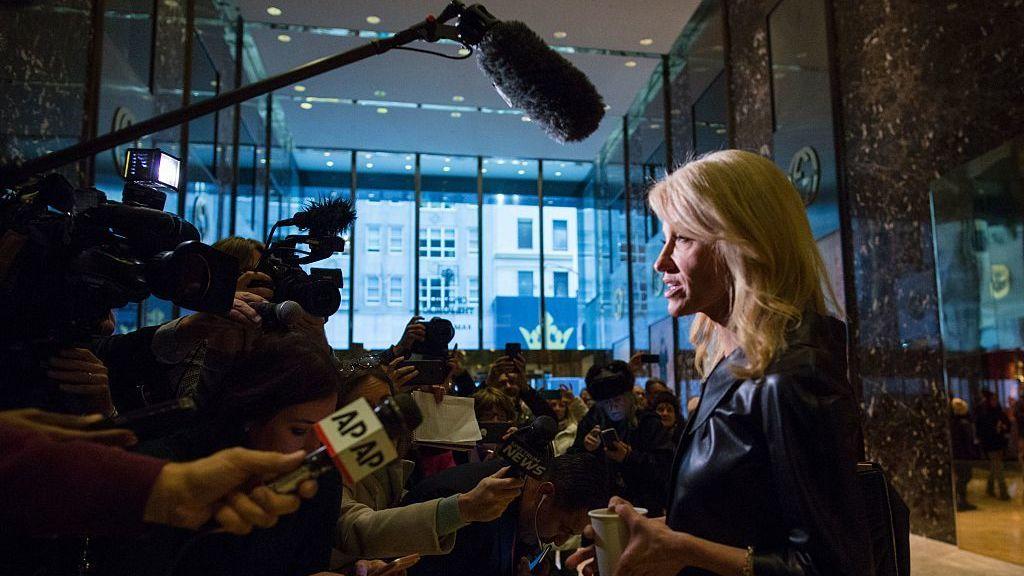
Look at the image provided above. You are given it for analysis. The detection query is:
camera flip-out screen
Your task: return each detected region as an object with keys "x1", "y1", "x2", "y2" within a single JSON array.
[{"x1": 124, "y1": 148, "x2": 180, "y2": 192}]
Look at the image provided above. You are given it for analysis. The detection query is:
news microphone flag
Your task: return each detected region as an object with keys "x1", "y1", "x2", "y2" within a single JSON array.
[{"x1": 314, "y1": 397, "x2": 398, "y2": 485}]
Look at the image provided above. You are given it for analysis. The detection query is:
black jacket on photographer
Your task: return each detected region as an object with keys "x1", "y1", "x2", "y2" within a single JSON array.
[
  {"x1": 570, "y1": 362, "x2": 673, "y2": 515},
  {"x1": 666, "y1": 312, "x2": 872, "y2": 576}
]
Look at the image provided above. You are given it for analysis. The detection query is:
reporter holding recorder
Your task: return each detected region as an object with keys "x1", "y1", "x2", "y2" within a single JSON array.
[{"x1": 569, "y1": 150, "x2": 871, "y2": 575}]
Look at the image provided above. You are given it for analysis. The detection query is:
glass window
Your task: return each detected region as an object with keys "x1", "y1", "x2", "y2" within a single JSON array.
[
  {"x1": 554, "y1": 271, "x2": 569, "y2": 298},
  {"x1": 419, "y1": 226, "x2": 457, "y2": 258},
  {"x1": 388, "y1": 275, "x2": 403, "y2": 306},
  {"x1": 420, "y1": 154, "x2": 479, "y2": 348},
  {"x1": 518, "y1": 218, "x2": 534, "y2": 249},
  {"x1": 468, "y1": 227, "x2": 479, "y2": 253},
  {"x1": 518, "y1": 270, "x2": 534, "y2": 296},
  {"x1": 552, "y1": 219, "x2": 568, "y2": 251},
  {"x1": 353, "y1": 151, "x2": 415, "y2": 349},
  {"x1": 388, "y1": 225, "x2": 403, "y2": 253},
  {"x1": 468, "y1": 276, "x2": 480, "y2": 304},
  {"x1": 366, "y1": 275, "x2": 381, "y2": 305},
  {"x1": 367, "y1": 224, "x2": 381, "y2": 252},
  {"x1": 484, "y1": 157, "x2": 540, "y2": 349}
]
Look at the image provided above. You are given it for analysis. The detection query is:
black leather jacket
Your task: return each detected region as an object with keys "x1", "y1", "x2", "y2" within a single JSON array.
[{"x1": 667, "y1": 313, "x2": 873, "y2": 576}]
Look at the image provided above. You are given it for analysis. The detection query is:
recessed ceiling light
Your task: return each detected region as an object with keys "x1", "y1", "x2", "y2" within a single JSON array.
[
  {"x1": 373, "y1": 90, "x2": 386, "y2": 97},
  {"x1": 442, "y1": 166, "x2": 451, "y2": 172},
  {"x1": 266, "y1": 6, "x2": 282, "y2": 16},
  {"x1": 649, "y1": 123, "x2": 660, "y2": 129},
  {"x1": 364, "y1": 153, "x2": 373, "y2": 159},
  {"x1": 559, "y1": 163, "x2": 566, "y2": 168},
  {"x1": 209, "y1": 80, "x2": 218, "y2": 87},
  {"x1": 404, "y1": 164, "x2": 413, "y2": 170},
  {"x1": 553, "y1": 31, "x2": 567, "y2": 39},
  {"x1": 366, "y1": 15, "x2": 381, "y2": 24},
  {"x1": 323, "y1": 151, "x2": 331, "y2": 157},
  {"x1": 517, "y1": 169, "x2": 526, "y2": 175},
  {"x1": 555, "y1": 171, "x2": 563, "y2": 176},
  {"x1": 300, "y1": 102, "x2": 313, "y2": 109},
  {"x1": 604, "y1": 104, "x2": 611, "y2": 111},
  {"x1": 452, "y1": 95, "x2": 465, "y2": 102},
  {"x1": 366, "y1": 163, "x2": 374, "y2": 169},
  {"x1": 444, "y1": 157, "x2": 451, "y2": 163},
  {"x1": 405, "y1": 155, "x2": 413, "y2": 161},
  {"x1": 481, "y1": 168, "x2": 488, "y2": 173},
  {"x1": 277, "y1": 34, "x2": 291, "y2": 43},
  {"x1": 639, "y1": 38, "x2": 654, "y2": 46},
  {"x1": 293, "y1": 85, "x2": 306, "y2": 92},
  {"x1": 624, "y1": 60, "x2": 637, "y2": 68},
  {"x1": 260, "y1": 158, "x2": 266, "y2": 164},
  {"x1": 376, "y1": 107, "x2": 388, "y2": 114},
  {"x1": 457, "y1": 48, "x2": 471, "y2": 56},
  {"x1": 521, "y1": 116, "x2": 531, "y2": 122},
  {"x1": 450, "y1": 111, "x2": 462, "y2": 118},
  {"x1": 496, "y1": 159, "x2": 506, "y2": 165},
  {"x1": 326, "y1": 160, "x2": 334, "y2": 167}
]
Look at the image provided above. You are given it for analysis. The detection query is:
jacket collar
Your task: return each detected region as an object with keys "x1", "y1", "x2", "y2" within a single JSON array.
[{"x1": 681, "y1": 348, "x2": 746, "y2": 438}]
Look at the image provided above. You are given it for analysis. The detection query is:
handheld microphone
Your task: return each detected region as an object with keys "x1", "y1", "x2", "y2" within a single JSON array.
[
  {"x1": 270, "y1": 393, "x2": 423, "y2": 492},
  {"x1": 497, "y1": 415, "x2": 557, "y2": 479},
  {"x1": 251, "y1": 300, "x2": 304, "y2": 328}
]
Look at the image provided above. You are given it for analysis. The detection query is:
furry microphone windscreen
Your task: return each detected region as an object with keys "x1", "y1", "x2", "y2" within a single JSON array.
[{"x1": 477, "y1": 21, "x2": 606, "y2": 143}]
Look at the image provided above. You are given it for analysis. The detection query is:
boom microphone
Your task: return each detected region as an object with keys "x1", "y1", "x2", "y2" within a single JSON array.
[
  {"x1": 475, "y1": 20, "x2": 606, "y2": 142},
  {"x1": 280, "y1": 196, "x2": 357, "y2": 237}
]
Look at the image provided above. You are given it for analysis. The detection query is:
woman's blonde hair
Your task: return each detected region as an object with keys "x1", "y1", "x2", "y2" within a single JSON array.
[
  {"x1": 213, "y1": 236, "x2": 265, "y2": 272},
  {"x1": 647, "y1": 150, "x2": 839, "y2": 379}
]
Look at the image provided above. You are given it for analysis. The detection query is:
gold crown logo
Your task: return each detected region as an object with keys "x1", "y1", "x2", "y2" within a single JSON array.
[{"x1": 518, "y1": 312, "x2": 575, "y2": 350}]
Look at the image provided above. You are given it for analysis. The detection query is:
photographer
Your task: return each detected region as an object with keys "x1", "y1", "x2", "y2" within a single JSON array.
[
  {"x1": 333, "y1": 365, "x2": 524, "y2": 571},
  {"x1": 570, "y1": 361, "x2": 674, "y2": 515}
]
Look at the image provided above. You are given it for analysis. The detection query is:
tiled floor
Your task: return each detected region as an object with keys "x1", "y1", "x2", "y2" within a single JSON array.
[
  {"x1": 955, "y1": 465, "x2": 1024, "y2": 565},
  {"x1": 912, "y1": 534, "x2": 1024, "y2": 575}
]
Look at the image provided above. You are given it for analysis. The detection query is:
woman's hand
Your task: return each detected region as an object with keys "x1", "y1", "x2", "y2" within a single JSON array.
[
  {"x1": 583, "y1": 425, "x2": 602, "y2": 452},
  {"x1": 46, "y1": 347, "x2": 114, "y2": 415},
  {"x1": 612, "y1": 497, "x2": 688, "y2": 576},
  {"x1": 604, "y1": 440, "x2": 632, "y2": 463},
  {"x1": 384, "y1": 356, "x2": 419, "y2": 389}
]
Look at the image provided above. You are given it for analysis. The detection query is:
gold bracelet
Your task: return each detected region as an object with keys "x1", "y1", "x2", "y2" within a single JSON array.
[{"x1": 741, "y1": 545, "x2": 754, "y2": 576}]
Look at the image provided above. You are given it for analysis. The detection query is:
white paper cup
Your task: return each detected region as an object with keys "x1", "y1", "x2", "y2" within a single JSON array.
[{"x1": 588, "y1": 506, "x2": 647, "y2": 576}]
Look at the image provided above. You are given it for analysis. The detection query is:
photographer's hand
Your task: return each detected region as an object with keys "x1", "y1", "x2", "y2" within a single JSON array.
[
  {"x1": 394, "y1": 316, "x2": 426, "y2": 356},
  {"x1": 46, "y1": 347, "x2": 115, "y2": 416},
  {"x1": 384, "y1": 356, "x2": 419, "y2": 389},
  {"x1": 0, "y1": 408, "x2": 136, "y2": 446},
  {"x1": 236, "y1": 271, "x2": 274, "y2": 301}
]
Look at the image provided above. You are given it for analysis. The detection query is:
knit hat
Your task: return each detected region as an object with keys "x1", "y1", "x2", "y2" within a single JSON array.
[{"x1": 585, "y1": 360, "x2": 634, "y2": 402}]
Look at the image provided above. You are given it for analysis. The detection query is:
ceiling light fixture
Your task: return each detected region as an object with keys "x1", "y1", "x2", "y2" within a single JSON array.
[
  {"x1": 452, "y1": 95, "x2": 464, "y2": 102},
  {"x1": 517, "y1": 169, "x2": 526, "y2": 175},
  {"x1": 373, "y1": 90, "x2": 386, "y2": 97},
  {"x1": 323, "y1": 151, "x2": 331, "y2": 157},
  {"x1": 450, "y1": 111, "x2": 462, "y2": 118},
  {"x1": 555, "y1": 171, "x2": 563, "y2": 176},
  {"x1": 481, "y1": 168, "x2": 488, "y2": 174},
  {"x1": 293, "y1": 85, "x2": 306, "y2": 92},
  {"x1": 376, "y1": 107, "x2": 388, "y2": 114},
  {"x1": 553, "y1": 31, "x2": 567, "y2": 39},
  {"x1": 444, "y1": 157, "x2": 451, "y2": 163},
  {"x1": 326, "y1": 160, "x2": 335, "y2": 167},
  {"x1": 639, "y1": 38, "x2": 654, "y2": 46},
  {"x1": 404, "y1": 164, "x2": 413, "y2": 170},
  {"x1": 457, "y1": 48, "x2": 471, "y2": 56},
  {"x1": 364, "y1": 153, "x2": 373, "y2": 159},
  {"x1": 277, "y1": 34, "x2": 291, "y2": 43},
  {"x1": 266, "y1": 6, "x2": 281, "y2": 16},
  {"x1": 442, "y1": 166, "x2": 451, "y2": 172},
  {"x1": 366, "y1": 163, "x2": 374, "y2": 169},
  {"x1": 624, "y1": 60, "x2": 637, "y2": 68},
  {"x1": 521, "y1": 116, "x2": 531, "y2": 122},
  {"x1": 496, "y1": 159, "x2": 506, "y2": 165},
  {"x1": 366, "y1": 15, "x2": 381, "y2": 24},
  {"x1": 300, "y1": 102, "x2": 313, "y2": 109}
]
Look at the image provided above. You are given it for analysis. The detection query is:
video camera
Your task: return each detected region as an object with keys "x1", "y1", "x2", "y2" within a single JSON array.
[
  {"x1": 255, "y1": 197, "x2": 355, "y2": 317},
  {"x1": 0, "y1": 149, "x2": 238, "y2": 407}
]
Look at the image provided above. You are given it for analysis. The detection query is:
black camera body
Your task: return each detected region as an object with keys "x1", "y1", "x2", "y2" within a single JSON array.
[
  {"x1": 0, "y1": 171, "x2": 238, "y2": 407},
  {"x1": 257, "y1": 197, "x2": 355, "y2": 318},
  {"x1": 410, "y1": 317, "x2": 455, "y2": 360}
]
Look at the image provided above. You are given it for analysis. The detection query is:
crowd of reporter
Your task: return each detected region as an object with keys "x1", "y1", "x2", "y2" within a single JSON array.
[{"x1": 0, "y1": 235, "x2": 692, "y2": 576}]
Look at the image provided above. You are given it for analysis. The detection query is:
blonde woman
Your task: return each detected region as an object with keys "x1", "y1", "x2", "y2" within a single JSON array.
[{"x1": 570, "y1": 150, "x2": 871, "y2": 575}]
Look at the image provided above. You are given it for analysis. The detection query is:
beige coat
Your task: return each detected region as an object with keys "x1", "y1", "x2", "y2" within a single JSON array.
[{"x1": 332, "y1": 460, "x2": 457, "y2": 569}]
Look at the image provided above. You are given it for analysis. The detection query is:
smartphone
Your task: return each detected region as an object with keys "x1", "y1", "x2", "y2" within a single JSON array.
[
  {"x1": 398, "y1": 359, "x2": 447, "y2": 387},
  {"x1": 639, "y1": 353, "x2": 660, "y2": 364},
  {"x1": 479, "y1": 421, "x2": 515, "y2": 444},
  {"x1": 600, "y1": 428, "x2": 620, "y2": 447},
  {"x1": 87, "y1": 397, "x2": 197, "y2": 441},
  {"x1": 504, "y1": 342, "x2": 522, "y2": 356}
]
